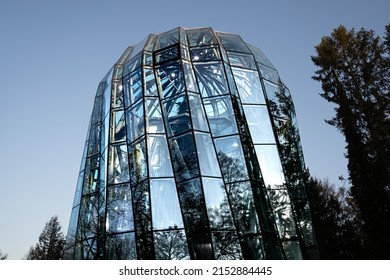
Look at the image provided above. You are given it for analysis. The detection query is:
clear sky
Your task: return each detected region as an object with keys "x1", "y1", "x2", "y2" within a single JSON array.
[{"x1": 0, "y1": 0, "x2": 388, "y2": 259}]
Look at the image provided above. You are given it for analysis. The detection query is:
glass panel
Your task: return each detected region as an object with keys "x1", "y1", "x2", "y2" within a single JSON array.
[
  {"x1": 214, "y1": 136, "x2": 249, "y2": 183},
  {"x1": 190, "y1": 46, "x2": 221, "y2": 62},
  {"x1": 258, "y1": 63, "x2": 280, "y2": 84},
  {"x1": 194, "y1": 62, "x2": 228, "y2": 97},
  {"x1": 83, "y1": 156, "x2": 100, "y2": 195},
  {"x1": 74, "y1": 239, "x2": 97, "y2": 260},
  {"x1": 154, "y1": 27, "x2": 179, "y2": 50},
  {"x1": 181, "y1": 44, "x2": 190, "y2": 61},
  {"x1": 228, "y1": 52, "x2": 256, "y2": 70},
  {"x1": 110, "y1": 110, "x2": 126, "y2": 143},
  {"x1": 204, "y1": 96, "x2": 238, "y2": 137},
  {"x1": 124, "y1": 69, "x2": 143, "y2": 106},
  {"x1": 187, "y1": 234, "x2": 213, "y2": 260},
  {"x1": 91, "y1": 96, "x2": 103, "y2": 124},
  {"x1": 128, "y1": 137, "x2": 147, "y2": 184},
  {"x1": 268, "y1": 189, "x2": 297, "y2": 239},
  {"x1": 88, "y1": 124, "x2": 101, "y2": 156},
  {"x1": 143, "y1": 51, "x2": 153, "y2": 66},
  {"x1": 202, "y1": 178, "x2": 234, "y2": 229},
  {"x1": 106, "y1": 233, "x2": 137, "y2": 260},
  {"x1": 155, "y1": 61, "x2": 185, "y2": 98},
  {"x1": 224, "y1": 63, "x2": 238, "y2": 96},
  {"x1": 169, "y1": 133, "x2": 199, "y2": 182},
  {"x1": 188, "y1": 94, "x2": 208, "y2": 132},
  {"x1": 216, "y1": 32, "x2": 251, "y2": 53},
  {"x1": 247, "y1": 43, "x2": 276, "y2": 69},
  {"x1": 225, "y1": 181, "x2": 260, "y2": 234},
  {"x1": 72, "y1": 172, "x2": 84, "y2": 208},
  {"x1": 254, "y1": 145, "x2": 285, "y2": 188},
  {"x1": 126, "y1": 99, "x2": 144, "y2": 143},
  {"x1": 263, "y1": 79, "x2": 284, "y2": 103},
  {"x1": 145, "y1": 98, "x2": 165, "y2": 133},
  {"x1": 154, "y1": 45, "x2": 179, "y2": 64},
  {"x1": 106, "y1": 184, "x2": 134, "y2": 233},
  {"x1": 144, "y1": 67, "x2": 158, "y2": 96},
  {"x1": 187, "y1": 27, "x2": 217, "y2": 46},
  {"x1": 182, "y1": 61, "x2": 199, "y2": 92},
  {"x1": 194, "y1": 132, "x2": 221, "y2": 177},
  {"x1": 65, "y1": 206, "x2": 80, "y2": 250},
  {"x1": 148, "y1": 135, "x2": 173, "y2": 177},
  {"x1": 124, "y1": 53, "x2": 142, "y2": 76},
  {"x1": 239, "y1": 234, "x2": 265, "y2": 260},
  {"x1": 282, "y1": 241, "x2": 303, "y2": 260},
  {"x1": 232, "y1": 68, "x2": 265, "y2": 104},
  {"x1": 150, "y1": 179, "x2": 184, "y2": 230},
  {"x1": 212, "y1": 231, "x2": 242, "y2": 260},
  {"x1": 243, "y1": 105, "x2": 275, "y2": 144},
  {"x1": 154, "y1": 229, "x2": 190, "y2": 260},
  {"x1": 111, "y1": 80, "x2": 124, "y2": 108},
  {"x1": 163, "y1": 94, "x2": 191, "y2": 137},
  {"x1": 107, "y1": 144, "x2": 130, "y2": 185},
  {"x1": 177, "y1": 178, "x2": 209, "y2": 234},
  {"x1": 77, "y1": 195, "x2": 98, "y2": 240}
]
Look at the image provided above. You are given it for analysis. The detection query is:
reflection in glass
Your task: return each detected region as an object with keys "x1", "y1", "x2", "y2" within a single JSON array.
[
  {"x1": 216, "y1": 32, "x2": 251, "y2": 53},
  {"x1": 169, "y1": 133, "x2": 199, "y2": 182},
  {"x1": 77, "y1": 195, "x2": 98, "y2": 240},
  {"x1": 145, "y1": 98, "x2": 165, "y2": 133},
  {"x1": 194, "y1": 62, "x2": 228, "y2": 97},
  {"x1": 202, "y1": 178, "x2": 234, "y2": 229},
  {"x1": 163, "y1": 94, "x2": 191, "y2": 136},
  {"x1": 187, "y1": 27, "x2": 217, "y2": 46},
  {"x1": 155, "y1": 61, "x2": 185, "y2": 98},
  {"x1": 88, "y1": 124, "x2": 102, "y2": 156},
  {"x1": 239, "y1": 234, "x2": 265, "y2": 260},
  {"x1": 254, "y1": 145, "x2": 285, "y2": 188},
  {"x1": 189, "y1": 94, "x2": 209, "y2": 132},
  {"x1": 195, "y1": 133, "x2": 221, "y2": 177},
  {"x1": 243, "y1": 105, "x2": 275, "y2": 144},
  {"x1": 106, "y1": 233, "x2": 137, "y2": 260},
  {"x1": 128, "y1": 138, "x2": 147, "y2": 184},
  {"x1": 190, "y1": 46, "x2": 221, "y2": 62},
  {"x1": 154, "y1": 45, "x2": 179, "y2": 64},
  {"x1": 83, "y1": 156, "x2": 100, "y2": 195},
  {"x1": 183, "y1": 61, "x2": 199, "y2": 92},
  {"x1": 154, "y1": 27, "x2": 179, "y2": 50},
  {"x1": 282, "y1": 241, "x2": 303, "y2": 260},
  {"x1": 212, "y1": 231, "x2": 242, "y2": 260},
  {"x1": 204, "y1": 96, "x2": 238, "y2": 137},
  {"x1": 106, "y1": 184, "x2": 134, "y2": 233},
  {"x1": 110, "y1": 110, "x2": 126, "y2": 143},
  {"x1": 126, "y1": 100, "x2": 144, "y2": 143},
  {"x1": 214, "y1": 136, "x2": 249, "y2": 183},
  {"x1": 232, "y1": 68, "x2": 265, "y2": 104},
  {"x1": 150, "y1": 179, "x2": 184, "y2": 230},
  {"x1": 144, "y1": 68, "x2": 158, "y2": 96},
  {"x1": 154, "y1": 229, "x2": 190, "y2": 260},
  {"x1": 107, "y1": 144, "x2": 129, "y2": 185},
  {"x1": 124, "y1": 69, "x2": 143, "y2": 106},
  {"x1": 74, "y1": 238, "x2": 97, "y2": 260},
  {"x1": 148, "y1": 135, "x2": 173, "y2": 177},
  {"x1": 228, "y1": 52, "x2": 256, "y2": 70},
  {"x1": 258, "y1": 63, "x2": 280, "y2": 84}
]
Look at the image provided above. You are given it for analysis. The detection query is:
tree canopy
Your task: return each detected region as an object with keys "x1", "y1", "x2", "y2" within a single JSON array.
[{"x1": 311, "y1": 23, "x2": 390, "y2": 259}]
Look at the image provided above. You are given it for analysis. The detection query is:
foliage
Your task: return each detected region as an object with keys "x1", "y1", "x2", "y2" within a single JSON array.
[
  {"x1": 26, "y1": 216, "x2": 65, "y2": 260},
  {"x1": 311, "y1": 23, "x2": 390, "y2": 258},
  {"x1": 0, "y1": 250, "x2": 8, "y2": 260}
]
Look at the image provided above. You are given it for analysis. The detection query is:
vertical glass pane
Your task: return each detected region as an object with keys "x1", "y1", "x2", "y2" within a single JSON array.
[
  {"x1": 108, "y1": 144, "x2": 130, "y2": 185},
  {"x1": 247, "y1": 43, "x2": 276, "y2": 69},
  {"x1": 188, "y1": 94, "x2": 208, "y2": 132},
  {"x1": 145, "y1": 98, "x2": 165, "y2": 133},
  {"x1": 106, "y1": 184, "x2": 134, "y2": 233},
  {"x1": 111, "y1": 80, "x2": 124, "y2": 108},
  {"x1": 243, "y1": 105, "x2": 275, "y2": 144},
  {"x1": 226, "y1": 181, "x2": 260, "y2": 234},
  {"x1": 204, "y1": 96, "x2": 238, "y2": 137},
  {"x1": 155, "y1": 61, "x2": 185, "y2": 98},
  {"x1": 83, "y1": 156, "x2": 100, "y2": 195},
  {"x1": 126, "y1": 100, "x2": 144, "y2": 143},
  {"x1": 212, "y1": 232, "x2": 242, "y2": 260},
  {"x1": 202, "y1": 178, "x2": 234, "y2": 229},
  {"x1": 214, "y1": 136, "x2": 249, "y2": 183},
  {"x1": 268, "y1": 189, "x2": 297, "y2": 239},
  {"x1": 77, "y1": 195, "x2": 98, "y2": 240},
  {"x1": 154, "y1": 28, "x2": 179, "y2": 50},
  {"x1": 187, "y1": 27, "x2": 217, "y2": 46},
  {"x1": 148, "y1": 135, "x2": 173, "y2": 177},
  {"x1": 144, "y1": 67, "x2": 158, "y2": 96},
  {"x1": 106, "y1": 233, "x2": 137, "y2": 260},
  {"x1": 150, "y1": 179, "x2": 184, "y2": 230},
  {"x1": 282, "y1": 241, "x2": 303, "y2": 260},
  {"x1": 258, "y1": 63, "x2": 280, "y2": 84},
  {"x1": 65, "y1": 206, "x2": 80, "y2": 250},
  {"x1": 224, "y1": 63, "x2": 238, "y2": 96},
  {"x1": 169, "y1": 133, "x2": 199, "y2": 182},
  {"x1": 128, "y1": 137, "x2": 147, "y2": 184},
  {"x1": 110, "y1": 110, "x2": 126, "y2": 143},
  {"x1": 239, "y1": 234, "x2": 265, "y2": 260},
  {"x1": 154, "y1": 45, "x2": 179, "y2": 64},
  {"x1": 124, "y1": 69, "x2": 143, "y2": 107},
  {"x1": 74, "y1": 239, "x2": 97, "y2": 260},
  {"x1": 88, "y1": 124, "x2": 102, "y2": 156},
  {"x1": 91, "y1": 96, "x2": 103, "y2": 124},
  {"x1": 194, "y1": 132, "x2": 221, "y2": 177},
  {"x1": 194, "y1": 62, "x2": 228, "y2": 97},
  {"x1": 154, "y1": 229, "x2": 190, "y2": 260},
  {"x1": 255, "y1": 145, "x2": 285, "y2": 188},
  {"x1": 182, "y1": 61, "x2": 199, "y2": 92},
  {"x1": 163, "y1": 94, "x2": 191, "y2": 136},
  {"x1": 227, "y1": 52, "x2": 257, "y2": 70},
  {"x1": 232, "y1": 68, "x2": 265, "y2": 104}
]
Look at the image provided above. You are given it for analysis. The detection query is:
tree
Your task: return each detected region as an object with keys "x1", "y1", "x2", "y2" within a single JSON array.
[
  {"x1": 0, "y1": 250, "x2": 8, "y2": 260},
  {"x1": 312, "y1": 24, "x2": 390, "y2": 258},
  {"x1": 26, "y1": 216, "x2": 65, "y2": 260}
]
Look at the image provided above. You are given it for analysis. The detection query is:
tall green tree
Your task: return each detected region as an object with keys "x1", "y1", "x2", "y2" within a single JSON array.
[
  {"x1": 311, "y1": 24, "x2": 390, "y2": 259},
  {"x1": 26, "y1": 216, "x2": 65, "y2": 260}
]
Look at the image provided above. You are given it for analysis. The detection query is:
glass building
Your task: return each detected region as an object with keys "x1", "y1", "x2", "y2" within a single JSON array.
[{"x1": 64, "y1": 27, "x2": 317, "y2": 260}]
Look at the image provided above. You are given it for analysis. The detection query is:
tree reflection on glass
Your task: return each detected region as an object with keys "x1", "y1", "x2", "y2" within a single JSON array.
[{"x1": 154, "y1": 227, "x2": 190, "y2": 260}]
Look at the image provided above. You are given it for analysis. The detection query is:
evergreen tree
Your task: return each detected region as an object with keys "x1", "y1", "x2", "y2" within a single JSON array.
[
  {"x1": 0, "y1": 250, "x2": 8, "y2": 260},
  {"x1": 311, "y1": 24, "x2": 390, "y2": 259},
  {"x1": 26, "y1": 216, "x2": 65, "y2": 260}
]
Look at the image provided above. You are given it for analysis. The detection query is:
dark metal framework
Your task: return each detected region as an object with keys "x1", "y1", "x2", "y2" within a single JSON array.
[{"x1": 64, "y1": 27, "x2": 317, "y2": 260}]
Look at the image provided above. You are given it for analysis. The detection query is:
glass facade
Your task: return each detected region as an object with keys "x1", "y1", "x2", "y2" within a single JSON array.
[{"x1": 64, "y1": 27, "x2": 317, "y2": 260}]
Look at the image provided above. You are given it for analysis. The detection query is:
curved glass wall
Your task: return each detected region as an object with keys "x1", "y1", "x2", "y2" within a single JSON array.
[{"x1": 64, "y1": 27, "x2": 317, "y2": 260}]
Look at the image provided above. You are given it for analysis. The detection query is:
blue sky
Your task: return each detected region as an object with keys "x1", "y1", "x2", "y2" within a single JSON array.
[{"x1": 0, "y1": 0, "x2": 388, "y2": 259}]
